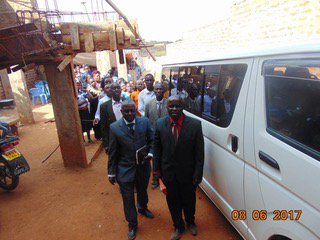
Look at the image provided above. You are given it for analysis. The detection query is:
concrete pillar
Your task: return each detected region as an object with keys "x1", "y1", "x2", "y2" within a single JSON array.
[
  {"x1": 8, "y1": 70, "x2": 35, "y2": 124},
  {"x1": 0, "y1": 69, "x2": 14, "y2": 99},
  {"x1": 116, "y1": 50, "x2": 128, "y2": 81},
  {"x1": 96, "y1": 51, "x2": 111, "y2": 75},
  {"x1": 45, "y1": 63, "x2": 88, "y2": 168}
]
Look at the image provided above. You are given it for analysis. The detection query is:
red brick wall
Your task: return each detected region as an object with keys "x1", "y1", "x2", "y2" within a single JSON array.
[
  {"x1": 24, "y1": 68, "x2": 38, "y2": 91},
  {"x1": 0, "y1": 76, "x2": 6, "y2": 100}
]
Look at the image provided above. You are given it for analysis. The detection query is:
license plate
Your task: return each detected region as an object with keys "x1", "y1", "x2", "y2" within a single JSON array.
[{"x1": 2, "y1": 149, "x2": 21, "y2": 161}]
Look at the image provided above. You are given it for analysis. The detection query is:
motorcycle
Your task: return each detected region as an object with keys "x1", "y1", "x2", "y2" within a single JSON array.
[{"x1": 0, "y1": 137, "x2": 30, "y2": 191}]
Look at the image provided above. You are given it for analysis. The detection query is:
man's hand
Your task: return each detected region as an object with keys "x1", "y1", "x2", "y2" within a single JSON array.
[
  {"x1": 142, "y1": 155, "x2": 152, "y2": 164},
  {"x1": 93, "y1": 118, "x2": 99, "y2": 125},
  {"x1": 108, "y1": 176, "x2": 116, "y2": 185}
]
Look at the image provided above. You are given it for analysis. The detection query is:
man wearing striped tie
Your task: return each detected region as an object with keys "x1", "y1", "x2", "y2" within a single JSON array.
[{"x1": 153, "y1": 96, "x2": 204, "y2": 240}]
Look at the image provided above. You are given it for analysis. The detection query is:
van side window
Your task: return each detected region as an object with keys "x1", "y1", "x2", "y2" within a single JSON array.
[
  {"x1": 264, "y1": 60, "x2": 320, "y2": 158},
  {"x1": 202, "y1": 64, "x2": 247, "y2": 127},
  {"x1": 180, "y1": 66, "x2": 203, "y2": 115},
  {"x1": 201, "y1": 65, "x2": 220, "y2": 120}
]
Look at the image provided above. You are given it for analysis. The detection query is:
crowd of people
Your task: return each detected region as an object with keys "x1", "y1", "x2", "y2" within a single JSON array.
[{"x1": 74, "y1": 64, "x2": 204, "y2": 240}]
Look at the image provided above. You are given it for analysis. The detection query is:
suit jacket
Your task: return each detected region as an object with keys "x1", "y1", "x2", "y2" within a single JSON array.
[
  {"x1": 108, "y1": 117, "x2": 154, "y2": 182},
  {"x1": 145, "y1": 98, "x2": 168, "y2": 129},
  {"x1": 153, "y1": 115, "x2": 204, "y2": 184},
  {"x1": 100, "y1": 100, "x2": 116, "y2": 148}
]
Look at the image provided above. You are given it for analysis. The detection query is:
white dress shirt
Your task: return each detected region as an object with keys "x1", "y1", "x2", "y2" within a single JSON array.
[
  {"x1": 138, "y1": 88, "x2": 156, "y2": 116},
  {"x1": 112, "y1": 99, "x2": 123, "y2": 120},
  {"x1": 171, "y1": 88, "x2": 189, "y2": 99},
  {"x1": 94, "y1": 95, "x2": 111, "y2": 121},
  {"x1": 123, "y1": 118, "x2": 153, "y2": 158}
]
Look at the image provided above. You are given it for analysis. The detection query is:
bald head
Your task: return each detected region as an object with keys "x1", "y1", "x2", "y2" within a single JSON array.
[
  {"x1": 121, "y1": 99, "x2": 136, "y2": 122},
  {"x1": 167, "y1": 95, "x2": 184, "y2": 120}
]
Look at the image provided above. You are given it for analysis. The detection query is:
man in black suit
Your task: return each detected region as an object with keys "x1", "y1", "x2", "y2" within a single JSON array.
[
  {"x1": 154, "y1": 96, "x2": 204, "y2": 240},
  {"x1": 108, "y1": 99, "x2": 155, "y2": 240},
  {"x1": 100, "y1": 83, "x2": 123, "y2": 151}
]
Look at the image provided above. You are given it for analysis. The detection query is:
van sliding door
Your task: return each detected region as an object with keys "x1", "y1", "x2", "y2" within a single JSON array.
[{"x1": 254, "y1": 56, "x2": 320, "y2": 239}]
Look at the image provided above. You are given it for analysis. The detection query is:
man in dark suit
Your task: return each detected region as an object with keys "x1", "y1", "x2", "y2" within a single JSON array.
[
  {"x1": 145, "y1": 82, "x2": 168, "y2": 189},
  {"x1": 108, "y1": 99, "x2": 155, "y2": 240},
  {"x1": 100, "y1": 83, "x2": 123, "y2": 151},
  {"x1": 154, "y1": 96, "x2": 204, "y2": 240}
]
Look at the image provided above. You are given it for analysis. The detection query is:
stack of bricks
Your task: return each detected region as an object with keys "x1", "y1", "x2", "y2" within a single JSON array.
[{"x1": 166, "y1": 0, "x2": 320, "y2": 61}]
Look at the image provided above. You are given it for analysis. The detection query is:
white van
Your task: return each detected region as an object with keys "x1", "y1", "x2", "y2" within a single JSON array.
[{"x1": 161, "y1": 43, "x2": 320, "y2": 240}]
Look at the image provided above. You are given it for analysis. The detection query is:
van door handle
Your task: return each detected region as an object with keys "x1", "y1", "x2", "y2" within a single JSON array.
[
  {"x1": 259, "y1": 151, "x2": 280, "y2": 170},
  {"x1": 231, "y1": 135, "x2": 238, "y2": 152}
]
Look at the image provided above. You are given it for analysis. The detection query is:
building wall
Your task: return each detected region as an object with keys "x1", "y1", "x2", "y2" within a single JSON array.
[
  {"x1": 166, "y1": 0, "x2": 320, "y2": 61},
  {"x1": 0, "y1": 0, "x2": 37, "y2": 100},
  {"x1": 0, "y1": 0, "x2": 36, "y2": 29}
]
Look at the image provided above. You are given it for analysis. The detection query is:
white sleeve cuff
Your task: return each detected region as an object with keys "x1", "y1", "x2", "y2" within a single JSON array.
[
  {"x1": 108, "y1": 175, "x2": 116, "y2": 178},
  {"x1": 148, "y1": 153, "x2": 153, "y2": 158}
]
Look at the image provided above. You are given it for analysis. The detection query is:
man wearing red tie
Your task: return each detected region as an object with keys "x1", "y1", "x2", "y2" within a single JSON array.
[{"x1": 153, "y1": 96, "x2": 204, "y2": 240}]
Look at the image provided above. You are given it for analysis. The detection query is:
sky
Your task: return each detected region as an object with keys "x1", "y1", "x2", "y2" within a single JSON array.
[{"x1": 37, "y1": 0, "x2": 235, "y2": 42}]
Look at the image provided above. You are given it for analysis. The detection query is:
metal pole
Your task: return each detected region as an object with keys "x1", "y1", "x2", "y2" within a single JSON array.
[{"x1": 104, "y1": 0, "x2": 156, "y2": 61}]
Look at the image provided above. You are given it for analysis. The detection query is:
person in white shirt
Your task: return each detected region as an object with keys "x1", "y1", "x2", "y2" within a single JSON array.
[
  {"x1": 93, "y1": 80, "x2": 113, "y2": 125},
  {"x1": 171, "y1": 77, "x2": 189, "y2": 100},
  {"x1": 138, "y1": 74, "x2": 156, "y2": 116}
]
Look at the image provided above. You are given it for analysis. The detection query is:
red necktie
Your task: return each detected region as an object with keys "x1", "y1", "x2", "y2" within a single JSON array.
[{"x1": 172, "y1": 122, "x2": 179, "y2": 144}]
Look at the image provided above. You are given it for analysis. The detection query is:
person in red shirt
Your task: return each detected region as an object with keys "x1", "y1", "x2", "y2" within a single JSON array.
[{"x1": 153, "y1": 96, "x2": 204, "y2": 240}]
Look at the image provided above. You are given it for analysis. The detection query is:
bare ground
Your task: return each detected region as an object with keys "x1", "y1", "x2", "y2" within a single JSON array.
[{"x1": 0, "y1": 104, "x2": 242, "y2": 240}]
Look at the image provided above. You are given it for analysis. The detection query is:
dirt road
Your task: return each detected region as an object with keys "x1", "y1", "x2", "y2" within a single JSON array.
[{"x1": 0, "y1": 105, "x2": 241, "y2": 240}]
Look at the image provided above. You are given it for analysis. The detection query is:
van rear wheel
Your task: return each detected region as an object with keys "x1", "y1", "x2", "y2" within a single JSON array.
[{"x1": 0, "y1": 158, "x2": 19, "y2": 191}]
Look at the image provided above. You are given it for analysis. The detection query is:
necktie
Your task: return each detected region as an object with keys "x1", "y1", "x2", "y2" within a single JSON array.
[
  {"x1": 127, "y1": 123, "x2": 134, "y2": 135},
  {"x1": 157, "y1": 102, "x2": 161, "y2": 118},
  {"x1": 172, "y1": 122, "x2": 179, "y2": 144}
]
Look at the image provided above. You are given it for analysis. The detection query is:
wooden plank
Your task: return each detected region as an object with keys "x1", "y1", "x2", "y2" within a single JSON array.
[
  {"x1": 70, "y1": 23, "x2": 80, "y2": 50},
  {"x1": 129, "y1": 34, "x2": 137, "y2": 45},
  {"x1": 11, "y1": 64, "x2": 24, "y2": 72},
  {"x1": 108, "y1": 22, "x2": 117, "y2": 51},
  {"x1": 44, "y1": 63, "x2": 88, "y2": 167},
  {"x1": 57, "y1": 55, "x2": 73, "y2": 72},
  {"x1": 84, "y1": 32, "x2": 94, "y2": 52},
  {"x1": 116, "y1": 27, "x2": 124, "y2": 45},
  {"x1": 58, "y1": 20, "x2": 138, "y2": 34},
  {"x1": 118, "y1": 49, "x2": 125, "y2": 64}
]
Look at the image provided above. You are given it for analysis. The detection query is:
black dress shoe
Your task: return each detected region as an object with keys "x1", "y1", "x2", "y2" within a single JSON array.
[
  {"x1": 138, "y1": 209, "x2": 154, "y2": 219},
  {"x1": 151, "y1": 181, "x2": 159, "y2": 189},
  {"x1": 170, "y1": 228, "x2": 184, "y2": 240},
  {"x1": 188, "y1": 223, "x2": 197, "y2": 236},
  {"x1": 151, "y1": 179, "x2": 159, "y2": 189},
  {"x1": 128, "y1": 227, "x2": 137, "y2": 240}
]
